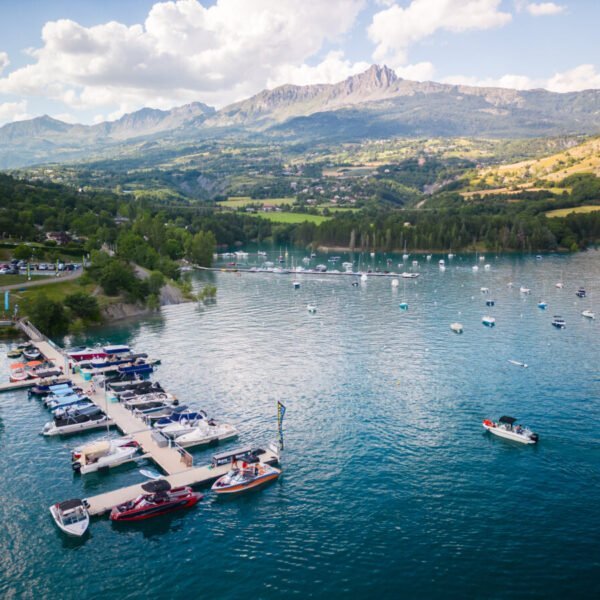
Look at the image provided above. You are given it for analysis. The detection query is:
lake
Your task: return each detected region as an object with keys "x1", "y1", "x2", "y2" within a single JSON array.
[{"x1": 1, "y1": 250, "x2": 599, "y2": 599}]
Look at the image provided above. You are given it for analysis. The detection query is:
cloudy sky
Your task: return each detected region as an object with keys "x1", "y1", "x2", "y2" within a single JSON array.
[{"x1": 0, "y1": 0, "x2": 598, "y2": 125}]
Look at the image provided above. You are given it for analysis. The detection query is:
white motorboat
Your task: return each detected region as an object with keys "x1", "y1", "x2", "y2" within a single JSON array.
[
  {"x1": 448, "y1": 253, "x2": 454, "y2": 259},
  {"x1": 391, "y1": 278, "x2": 399, "y2": 288},
  {"x1": 555, "y1": 282, "x2": 563, "y2": 289},
  {"x1": 401, "y1": 272, "x2": 419, "y2": 278},
  {"x1": 42, "y1": 413, "x2": 113, "y2": 436},
  {"x1": 483, "y1": 416, "x2": 538, "y2": 444},
  {"x1": 520, "y1": 286, "x2": 531, "y2": 294},
  {"x1": 482, "y1": 316, "x2": 496, "y2": 327},
  {"x1": 480, "y1": 287, "x2": 489, "y2": 294},
  {"x1": 582, "y1": 310, "x2": 595, "y2": 319},
  {"x1": 472, "y1": 265, "x2": 479, "y2": 272},
  {"x1": 49, "y1": 499, "x2": 89, "y2": 537},
  {"x1": 412, "y1": 260, "x2": 418, "y2": 267},
  {"x1": 307, "y1": 304, "x2": 317, "y2": 313},
  {"x1": 450, "y1": 322, "x2": 463, "y2": 334},
  {"x1": 122, "y1": 392, "x2": 175, "y2": 409},
  {"x1": 293, "y1": 280, "x2": 300, "y2": 289},
  {"x1": 484, "y1": 264, "x2": 491, "y2": 271},
  {"x1": 174, "y1": 422, "x2": 239, "y2": 449},
  {"x1": 158, "y1": 417, "x2": 206, "y2": 438},
  {"x1": 479, "y1": 255, "x2": 485, "y2": 261},
  {"x1": 71, "y1": 437, "x2": 140, "y2": 474},
  {"x1": 439, "y1": 259, "x2": 445, "y2": 266},
  {"x1": 402, "y1": 253, "x2": 409, "y2": 261}
]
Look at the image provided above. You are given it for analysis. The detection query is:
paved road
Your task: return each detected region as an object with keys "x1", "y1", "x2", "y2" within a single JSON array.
[{"x1": 0, "y1": 268, "x2": 83, "y2": 292}]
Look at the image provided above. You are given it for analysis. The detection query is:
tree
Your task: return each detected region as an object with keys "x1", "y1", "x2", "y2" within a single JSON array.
[
  {"x1": 13, "y1": 244, "x2": 32, "y2": 260},
  {"x1": 64, "y1": 292, "x2": 101, "y2": 322},
  {"x1": 27, "y1": 293, "x2": 69, "y2": 336},
  {"x1": 98, "y1": 260, "x2": 137, "y2": 296},
  {"x1": 186, "y1": 230, "x2": 216, "y2": 267}
]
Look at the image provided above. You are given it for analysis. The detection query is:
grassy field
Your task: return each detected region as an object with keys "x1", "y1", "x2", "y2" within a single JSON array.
[
  {"x1": 220, "y1": 196, "x2": 296, "y2": 208},
  {"x1": 545, "y1": 205, "x2": 600, "y2": 218},
  {"x1": 0, "y1": 274, "x2": 52, "y2": 286},
  {"x1": 471, "y1": 136, "x2": 600, "y2": 189},
  {"x1": 253, "y1": 212, "x2": 330, "y2": 224}
]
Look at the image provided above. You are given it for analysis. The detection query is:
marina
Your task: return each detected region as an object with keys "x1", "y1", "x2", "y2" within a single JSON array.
[{"x1": 1, "y1": 250, "x2": 598, "y2": 598}]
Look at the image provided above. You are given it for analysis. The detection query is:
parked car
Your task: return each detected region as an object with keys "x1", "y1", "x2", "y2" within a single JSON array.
[
  {"x1": 47, "y1": 264, "x2": 56, "y2": 271},
  {"x1": 38, "y1": 263, "x2": 48, "y2": 270}
]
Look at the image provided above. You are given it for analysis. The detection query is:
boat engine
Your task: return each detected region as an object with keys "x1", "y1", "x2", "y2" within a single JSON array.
[{"x1": 530, "y1": 433, "x2": 539, "y2": 442}]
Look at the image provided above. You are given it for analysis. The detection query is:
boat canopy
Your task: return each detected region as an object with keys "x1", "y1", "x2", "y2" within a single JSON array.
[
  {"x1": 499, "y1": 416, "x2": 517, "y2": 425},
  {"x1": 103, "y1": 345, "x2": 130, "y2": 354},
  {"x1": 58, "y1": 498, "x2": 84, "y2": 511},
  {"x1": 212, "y1": 446, "x2": 254, "y2": 466},
  {"x1": 142, "y1": 479, "x2": 171, "y2": 493}
]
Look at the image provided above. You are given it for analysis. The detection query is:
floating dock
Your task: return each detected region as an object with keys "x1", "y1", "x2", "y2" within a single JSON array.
[{"x1": 9, "y1": 320, "x2": 280, "y2": 517}]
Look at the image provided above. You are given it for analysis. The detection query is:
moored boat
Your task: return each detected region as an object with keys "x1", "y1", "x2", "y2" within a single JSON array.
[
  {"x1": 42, "y1": 412, "x2": 113, "y2": 436},
  {"x1": 582, "y1": 309, "x2": 595, "y2": 319},
  {"x1": 482, "y1": 316, "x2": 496, "y2": 327},
  {"x1": 72, "y1": 437, "x2": 140, "y2": 474},
  {"x1": 49, "y1": 499, "x2": 89, "y2": 537},
  {"x1": 212, "y1": 462, "x2": 281, "y2": 495},
  {"x1": 576, "y1": 288, "x2": 586, "y2": 298},
  {"x1": 174, "y1": 421, "x2": 239, "y2": 449},
  {"x1": 483, "y1": 416, "x2": 538, "y2": 444},
  {"x1": 307, "y1": 304, "x2": 317, "y2": 313},
  {"x1": 538, "y1": 301, "x2": 548, "y2": 310},
  {"x1": 450, "y1": 322, "x2": 463, "y2": 334},
  {"x1": 552, "y1": 315, "x2": 566, "y2": 329},
  {"x1": 109, "y1": 480, "x2": 202, "y2": 521}
]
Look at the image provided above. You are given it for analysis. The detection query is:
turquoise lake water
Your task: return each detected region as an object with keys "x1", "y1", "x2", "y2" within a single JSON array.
[{"x1": 1, "y1": 250, "x2": 599, "y2": 599}]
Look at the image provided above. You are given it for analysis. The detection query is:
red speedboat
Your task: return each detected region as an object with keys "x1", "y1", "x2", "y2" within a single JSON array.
[{"x1": 109, "y1": 480, "x2": 202, "y2": 521}]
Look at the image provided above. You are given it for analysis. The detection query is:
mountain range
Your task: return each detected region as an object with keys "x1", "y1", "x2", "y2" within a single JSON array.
[{"x1": 2, "y1": 65, "x2": 600, "y2": 168}]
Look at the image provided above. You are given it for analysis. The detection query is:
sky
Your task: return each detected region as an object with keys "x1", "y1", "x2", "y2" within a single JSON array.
[{"x1": 0, "y1": 0, "x2": 598, "y2": 125}]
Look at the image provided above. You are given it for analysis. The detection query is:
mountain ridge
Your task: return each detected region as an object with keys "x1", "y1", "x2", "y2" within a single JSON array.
[{"x1": 1, "y1": 65, "x2": 600, "y2": 168}]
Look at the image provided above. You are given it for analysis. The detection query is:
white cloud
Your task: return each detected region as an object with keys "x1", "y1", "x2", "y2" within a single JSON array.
[
  {"x1": 443, "y1": 63, "x2": 600, "y2": 92},
  {"x1": 525, "y1": 3, "x2": 566, "y2": 16},
  {"x1": 368, "y1": 0, "x2": 511, "y2": 67},
  {"x1": 0, "y1": 0, "x2": 366, "y2": 115},
  {"x1": 0, "y1": 100, "x2": 30, "y2": 125},
  {"x1": 0, "y1": 52, "x2": 9, "y2": 74},
  {"x1": 546, "y1": 64, "x2": 600, "y2": 92},
  {"x1": 267, "y1": 51, "x2": 370, "y2": 88},
  {"x1": 395, "y1": 61, "x2": 436, "y2": 81}
]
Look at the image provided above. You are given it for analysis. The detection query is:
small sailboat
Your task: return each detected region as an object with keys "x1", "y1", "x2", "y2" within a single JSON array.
[
  {"x1": 426, "y1": 254, "x2": 432, "y2": 261},
  {"x1": 508, "y1": 359, "x2": 528, "y2": 368},
  {"x1": 49, "y1": 499, "x2": 89, "y2": 537},
  {"x1": 472, "y1": 264, "x2": 479, "y2": 272},
  {"x1": 538, "y1": 301, "x2": 548, "y2": 310},
  {"x1": 439, "y1": 259, "x2": 445, "y2": 267},
  {"x1": 482, "y1": 316, "x2": 496, "y2": 327},
  {"x1": 360, "y1": 273, "x2": 368, "y2": 282},
  {"x1": 448, "y1": 252, "x2": 455, "y2": 259},
  {"x1": 391, "y1": 278, "x2": 399, "y2": 288},
  {"x1": 483, "y1": 416, "x2": 538, "y2": 444},
  {"x1": 450, "y1": 322, "x2": 463, "y2": 334},
  {"x1": 484, "y1": 264, "x2": 491, "y2": 271},
  {"x1": 292, "y1": 280, "x2": 300, "y2": 289},
  {"x1": 519, "y1": 286, "x2": 531, "y2": 294},
  {"x1": 582, "y1": 310, "x2": 595, "y2": 319}
]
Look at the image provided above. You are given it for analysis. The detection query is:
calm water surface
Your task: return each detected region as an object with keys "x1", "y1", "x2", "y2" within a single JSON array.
[{"x1": 0, "y1": 251, "x2": 599, "y2": 599}]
